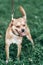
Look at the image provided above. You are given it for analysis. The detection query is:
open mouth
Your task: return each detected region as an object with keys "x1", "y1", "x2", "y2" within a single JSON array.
[
  {"x1": 15, "y1": 29, "x2": 26, "y2": 36},
  {"x1": 20, "y1": 32, "x2": 26, "y2": 36}
]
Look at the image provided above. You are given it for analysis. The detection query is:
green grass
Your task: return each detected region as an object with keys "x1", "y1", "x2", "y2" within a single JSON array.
[{"x1": 0, "y1": 0, "x2": 43, "y2": 65}]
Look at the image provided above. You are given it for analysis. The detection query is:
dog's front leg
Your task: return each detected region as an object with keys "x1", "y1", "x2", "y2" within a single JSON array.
[
  {"x1": 5, "y1": 44, "x2": 10, "y2": 63},
  {"x1": 17, "y1": 43, "x2": 22, "y2": 59},
  {"x1": 26, "y1": 24, "x2": 34, "y2": 48}
]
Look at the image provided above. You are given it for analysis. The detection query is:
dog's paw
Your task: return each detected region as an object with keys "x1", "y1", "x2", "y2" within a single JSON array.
[
  {"x1": 6, "y1": 60, "x2": 8, "y2": 64},
  {"x1": 6, "y1": 58, "x2": 13, "y2": 64}
]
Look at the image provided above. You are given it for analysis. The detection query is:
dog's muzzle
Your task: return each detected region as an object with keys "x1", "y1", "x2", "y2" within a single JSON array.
[
  {"x1": 11, "y1": 29, "x2": 26, "y2": 37},
  {"x1": 21, "y1": 29, "x2": 25, "y2": 32}
]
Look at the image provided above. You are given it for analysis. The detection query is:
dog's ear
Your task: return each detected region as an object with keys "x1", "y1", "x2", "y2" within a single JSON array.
[
  {"x1": 9, "y1": 23, "x2": 13, "y2": 27},
  {"x1": 12, "y1": 19, "x2": 14, "y2": 22},
  {"x1": 12, "y1": 19, "x2": 15, "y2": 22},
  {"x1": 10, "y1": 19, "x2": 15, "y2": 27},
  {"x1": 19, "y1": 6, "x2": 26, "y2": 20},
  {"x1": 9, "y1": 21, "x2": 13, "y2": 27},
  {"x1": 23, "y1": 16, "x2": 26, "y2": 21}
]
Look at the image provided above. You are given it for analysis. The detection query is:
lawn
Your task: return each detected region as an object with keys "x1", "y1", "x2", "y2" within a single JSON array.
[{"x1": 0, "y1": 0, "x2": 43, "y2": 65}]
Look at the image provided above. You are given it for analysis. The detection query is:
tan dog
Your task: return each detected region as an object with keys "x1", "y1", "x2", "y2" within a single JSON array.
[{"x1": 5, "y1": 6, "x2": 34, "y2": 63}]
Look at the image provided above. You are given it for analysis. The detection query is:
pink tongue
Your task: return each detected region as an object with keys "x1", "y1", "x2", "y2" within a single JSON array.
[{"x1": 20, "y1": 33, "x2": 25, "y2": 36}]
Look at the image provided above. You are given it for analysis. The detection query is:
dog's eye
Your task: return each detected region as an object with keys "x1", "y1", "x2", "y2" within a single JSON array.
[
  {"x1": 23, "y1": 25, "x2": 25, "y2": 26},
  {"x1": 16, "y1": 26, "x2": 20, "y2": 28}
]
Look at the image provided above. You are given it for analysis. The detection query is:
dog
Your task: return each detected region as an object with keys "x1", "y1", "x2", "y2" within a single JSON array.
[{"x1": 5, "y1": 6, "x2": 34, "y2": 63}]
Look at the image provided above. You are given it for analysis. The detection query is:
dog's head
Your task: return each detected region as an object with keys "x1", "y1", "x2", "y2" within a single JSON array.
[{"x1": 10, "y1": 6, "x2": 27, "y2": 36}]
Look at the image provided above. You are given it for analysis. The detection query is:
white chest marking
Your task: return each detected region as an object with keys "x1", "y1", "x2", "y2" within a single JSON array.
[{"x1": 6, "y1": 35, "x2": 22, "y2": 45}]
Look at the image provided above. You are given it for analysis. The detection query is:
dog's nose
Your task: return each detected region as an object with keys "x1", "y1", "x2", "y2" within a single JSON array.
[{"x1": 22, "y1": 29, "x2": 25, "y2": 32}]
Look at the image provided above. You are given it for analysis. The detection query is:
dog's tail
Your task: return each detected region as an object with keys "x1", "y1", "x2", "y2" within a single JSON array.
[{"x1": 19, "y1": 6, "x2": 26, "y2": 19}]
